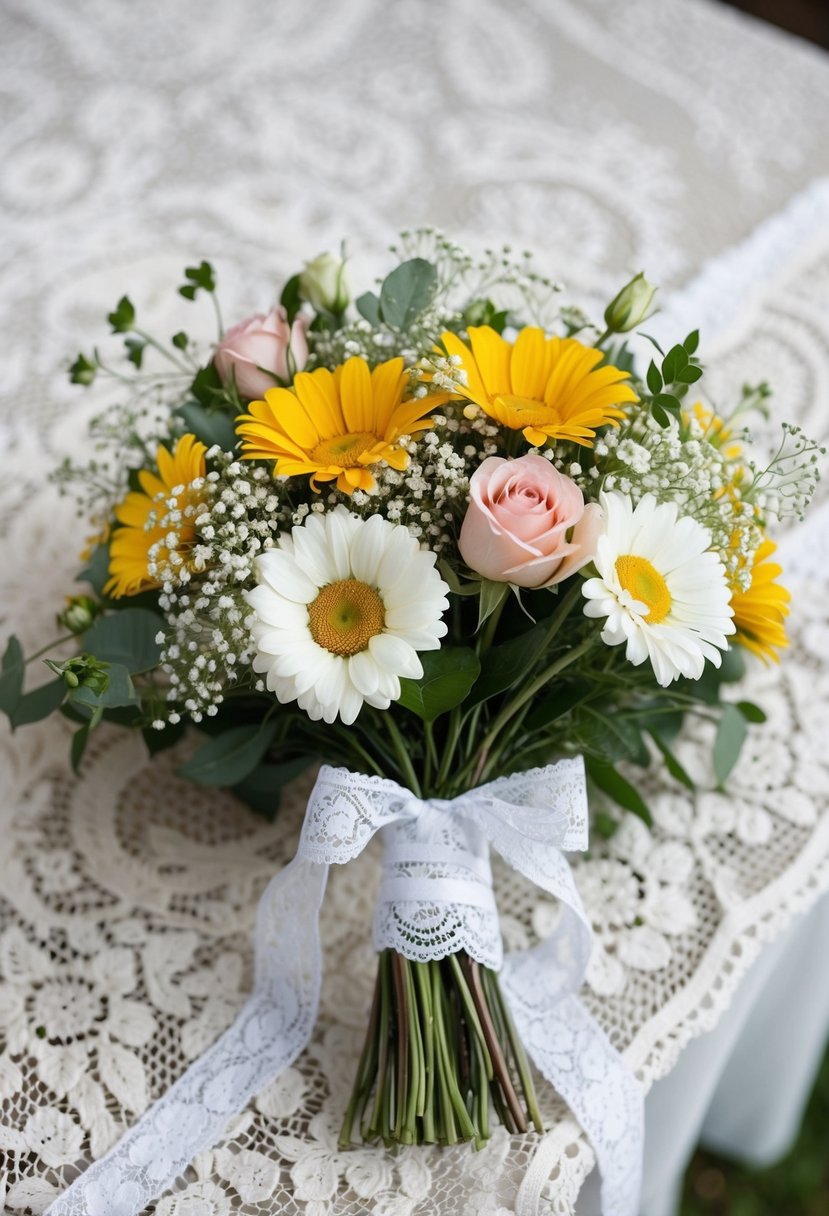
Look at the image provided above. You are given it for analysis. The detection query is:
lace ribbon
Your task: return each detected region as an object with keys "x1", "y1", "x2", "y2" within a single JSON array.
[{"x1": 45, "y1": 760, "x2": 643, "y2": 1216}]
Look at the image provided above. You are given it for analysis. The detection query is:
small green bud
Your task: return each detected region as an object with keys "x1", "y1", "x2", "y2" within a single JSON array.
[
  {"x1": 604, "y1": 272, "x2": 658, "y2": 334},
  {"x1": 64, "y1": 670, "x2": 80, "y2": 689},
  {"x1": 46, "y1": 654, "x2": 110, "y2": 695},
  {"x1": 58, "y1": 595, "x2": 101, "y2": 635},
  {"x1": 298, "y1": 252, "x2": 350, "y2": 315}
]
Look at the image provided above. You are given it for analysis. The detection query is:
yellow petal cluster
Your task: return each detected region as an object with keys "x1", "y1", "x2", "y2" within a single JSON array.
[
  {"x1": 441, "y1": 325, "x2": 637, "y2": 447},
  {"x1": 105, "y1": 434, "x2": 207, "y2": 598},
  {"x1": 730, "y1": 538, "x2": 791, "y2": 663},
  {"x1": 235, "y1": 356, "x2": 437, "y2": 494}
]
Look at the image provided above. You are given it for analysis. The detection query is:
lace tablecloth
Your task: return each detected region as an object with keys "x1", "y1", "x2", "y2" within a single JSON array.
[{"x1": 2, "y1": 2, "x2": 829, "y2": 1213}]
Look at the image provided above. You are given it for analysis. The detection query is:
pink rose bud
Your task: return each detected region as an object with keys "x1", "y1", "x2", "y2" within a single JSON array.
[
  {"x1": 459, "y1": 454, "x2": 602, "y2": 588},
  {"x1": 214, "y1": 306, "x2": 309, "y2": 400}
]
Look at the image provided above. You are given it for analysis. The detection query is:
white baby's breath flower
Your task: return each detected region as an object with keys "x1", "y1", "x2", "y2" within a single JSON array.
[
  {"x1": 247, "y1": 507, "x2": 449, "y2": 725},
  {"x1": 582, "y1": 491, "x2": 734, "y2": 686}
]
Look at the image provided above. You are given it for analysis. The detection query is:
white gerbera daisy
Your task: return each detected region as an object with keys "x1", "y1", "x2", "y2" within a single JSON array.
[
  {"x1": 582, "y1": 491, "x2": 735, "y2": 687},
  {"x1": 246, "y1": 507, "x2": 449, "y2": 724}
]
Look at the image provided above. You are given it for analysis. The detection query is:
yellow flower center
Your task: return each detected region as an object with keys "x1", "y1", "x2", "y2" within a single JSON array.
[
  {"x1": 308, "y1": 578, "x2": 386, "y2": 656},
  {"x1": 615, "y1": 555, "x2": 672, "y2": 623},
  {"x1": 311, "y1": 432, "x2": 377, "y2": 468}
]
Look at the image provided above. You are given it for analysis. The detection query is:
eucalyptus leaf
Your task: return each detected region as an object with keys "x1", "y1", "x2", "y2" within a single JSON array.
[
  {"x1": 174, "y1": 400, "x2": 237, "y2": 451},
  {"x1": 379, "y1": 258, "x2": 437, "y2": 330},
  {"x1": 10, "y1": 678, "x2": 66, "y2": 728},
  {"x1": 398, "y1": 648, "x2": 480, "y2": 722},
  {"x1": 71, "y1": 663, "x2": 137, "y2": 710},
  {"x1": 737, "y1": 700, "x2": 767, "y2": 724},
  {"x1": 355, "y1": 291, "x2": 382, "y2": 326},
  {"x1": 178, "y1": 722, "x2": 279, "y2": 786},
  {"x1": 84, "y1": 609, "x2": 164, "y2": 674},
  {"x1": 713, "y1": 703, "x2": 748, "y2": 786}
]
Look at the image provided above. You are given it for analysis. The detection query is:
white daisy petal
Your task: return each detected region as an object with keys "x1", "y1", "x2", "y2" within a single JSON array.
[{"x1": 255, "y1": 550, "x2": 318, "y2": 603}]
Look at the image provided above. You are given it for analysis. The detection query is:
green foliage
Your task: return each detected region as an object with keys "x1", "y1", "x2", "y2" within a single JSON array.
[
  {"x1": 476, "y1": 579, "x2": 509, "y2": 632},
  {"x1": 378, "y1": 258, "x2": 438, "y2": 330},
  {"x1": 77, "y1": 544, "x2": 111, "y2": 597},
  {"x1": 125, "y1": 337, "x2": 146, "y2": 368},
  {"x1": 142, "y1": 719, "x2": 186, "y2": 756},
  {"x1": 280, "y1": 274, "x2": 303, "y2": 324},
  {"x1": 649, "y1": 731, "x2": 695, "y2": 790},
  {"x1": 108, "y1": 295, "x2": 136, "y2": 334},
  {"x1": 713, "y1": 703, "x2": 748, "y2": 786},
  {"x1": 470, "y1": 620, "x2": 550, "y2": 707},
  {"x1": 398, "y1": 648, "x2": 481, "y2": 722},
  {"x1": 355, "y1": 292, "x2": 382, "y2": 326},
  {"x1": 462, "y1": 298, "x2": 508, "y2": 333},
  {"x1": 178, "y1": 722, "x2": 279, "y2": 786},
  {"x1": 190, "y1": 361, "x2": 224, "y2": 407},
  {"x1": 586, "y1": 756, "x2": 652, "y2": 825},
  {"x1": 0, "y1": 636, "x2": 24, "y2": 717},
  {"x1": 70, "y1": 663, "x2": 137, "y2": 712},
  {"x1": 9, "y1": 679, "x2": 66, "y2": 728},
  {"x1": 232, "y1": 755, "x2": 315, "y2": 819},
  {"x1": 69, "y1": 352, "x2": 97, "y2": 386},
  {"x1": 179, "y1": 261, "x2": 217, "y2": 300},
  {"x1": 174, "y1": 400, "x2": 237, "y2": 451},
  {"x1": 644, "y1": 330, "x2": 703, "y2": 426},
  {"x1": 83, "y1": 609, "x2": 164, "y2": 674},
  {"x1": 172, "y1": 331, "x2": 189, "y2": 351}
]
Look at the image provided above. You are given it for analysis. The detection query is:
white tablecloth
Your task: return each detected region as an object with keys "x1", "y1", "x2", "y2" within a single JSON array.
[{"x1": 1, "y1": 3, "x2": 829, "y2": 1214}]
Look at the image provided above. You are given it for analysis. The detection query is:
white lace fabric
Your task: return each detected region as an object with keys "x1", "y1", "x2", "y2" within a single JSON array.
[{"x1": 3, "y1": 1, "x2": 829, "y2": 1213}]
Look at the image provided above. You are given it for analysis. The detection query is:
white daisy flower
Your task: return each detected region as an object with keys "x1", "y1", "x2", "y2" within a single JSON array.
[
  {"x1": 581, "y1": 491, "x2": 735, "y2": 687},
  {"x1": 247, "y1": 507, "x2": 450, "y2": 724}
]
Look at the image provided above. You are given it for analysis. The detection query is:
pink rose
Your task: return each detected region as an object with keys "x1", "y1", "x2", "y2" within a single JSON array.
[
  {"x1": 214, "y1": 306, "x2": 309, "y2": 400},
  {"x1": 459, "y1": 454, "x2": 601, "y2": 588}
]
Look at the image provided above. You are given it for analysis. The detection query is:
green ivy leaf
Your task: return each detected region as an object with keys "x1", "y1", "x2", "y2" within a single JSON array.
[
  {"x1": 398, "y1": 648, "x2": 480, "y2": 722},
  {"x1": 69, "y1": 353, "x2": 97, "y2": 386},
  {"x1": 178, "y1": 722, "x2": 279, "y2": 787},
  {"x1": 179, "y1": 261, "x2": 216, "y2": 299},
  {"x1": 108, "y1": 296, "x2": 136, "y2": 334},
  {"x1": 586, "y1": 757, "x2": 652, "y2": 825},
  {"x1": 379, "y1": 259, "x2": 437, "y2": 330},
  {"x1": 83, "y1": 609, "x2": 164, "y2": 674},
  {"x1": 713, "y1": 703, "x2": 748, "y2": 786}
]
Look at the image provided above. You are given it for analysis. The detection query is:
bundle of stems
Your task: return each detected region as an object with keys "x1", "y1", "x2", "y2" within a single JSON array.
[{"x1": 339, "y1": 949, "x2": 543, "y2": 1150}]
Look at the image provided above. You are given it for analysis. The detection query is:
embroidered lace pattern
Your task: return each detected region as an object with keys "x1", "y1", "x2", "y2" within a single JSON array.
[{"x1": 2, "y1": 1, "x2": 829, "y2": 1212}]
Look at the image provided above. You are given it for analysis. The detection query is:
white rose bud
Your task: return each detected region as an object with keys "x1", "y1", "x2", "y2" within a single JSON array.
[
  {"x1": 298, "y1": 252, "x2": 350, "y2": 315},
  {"x1": 603, "y1": 272, "x2": 658, "y2": 334}
]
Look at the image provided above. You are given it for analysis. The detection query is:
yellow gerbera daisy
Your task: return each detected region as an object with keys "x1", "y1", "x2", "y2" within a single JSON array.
[
  {"x1": 730, "y1": 538, "x2": 791, "y2": 663},
  {"x1": 235, "y1": 356, "x2": 438, "y2": 494},
  {"x1": 105, "y1": 433, "x2": 207, "y2": 598},
  {"x1": 440, "y1": 325, "x2": 637, "y2": 447}
]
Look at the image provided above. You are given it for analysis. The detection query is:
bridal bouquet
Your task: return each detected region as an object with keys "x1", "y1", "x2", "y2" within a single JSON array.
[{"x1": 1, "y1": 232, "x2": 821, "y2": 1175}]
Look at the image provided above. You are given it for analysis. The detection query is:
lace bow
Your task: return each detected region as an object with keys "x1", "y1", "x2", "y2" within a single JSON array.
[{"x1": 45, "y1": 760, "x2": 643, "y2": 1216}]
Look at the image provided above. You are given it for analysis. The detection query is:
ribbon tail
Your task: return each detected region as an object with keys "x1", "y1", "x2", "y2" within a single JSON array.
[
  {"x1": 502, "y1": 913, "x2": 644, "y2": 1216},
  {"x1": 45, "y1": 857, "x2": 328, "y2": 1216}
]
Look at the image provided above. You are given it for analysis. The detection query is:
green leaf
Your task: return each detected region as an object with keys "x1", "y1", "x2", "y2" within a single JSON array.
[
  {"x1": 280, "y1": 274, "x2": 303, "y2": 325},
  {"x1": 574, "y1": 705, "x2": 650, "y2": 766},
  {"x1": 83, "y1": 609, "x2": 164, "y2": 674},
  {"x1": 69, "y1": 352, "x2": 97, "y2": 386},
  {"x1": 125, "y1": 337, "x2": 146, "y2": 368},
  {"x1": 653, "y1": 393, "x2": 681, "y2": 413},
  {"x1": 174, "y1": 400, "x2": 237, "y2": 451},
  {"x1": 524, "y1": 678, "x2": 592, "y2": 730},
  {"x1": 379, "y1": 258, "x2": 437, "y2": 330},
  {"x1": 470, "y1": 620, "x2": 549, "y2": 707},
  {"x1": 232, "y1": 755, "x2": 314, "y2": 819},
  {"x1": 172, "y1": 331, "x2": 189, "y2": 351},
  {"x1": 661, "y1": 343, "x2": 688, "y2": 385},
  {"x1": 652, "y1": 404, "x2": 671, "y2": 428},
  {"x1": 676, "y1": 364, "x2": 703, "y2": 385},
  {"x1": 713, "y1": 703, "x2": 748, "y2": 786},
  {"x1": 71, "y1": 663, "x2": 137, "y2": 710},
  {"x1": 178, "y1": 722, "x2": 278, "y2": 787},
  {"x1": 180, "y1": 261, "x2": 216, "y2": 297},
  {"x1": 71, "y1": 722, "x2": 91, "y2": 774},
  {"x1": 142, "y1": 719, "x2": 186, "y2": 757},
  {"x1": 190, "y1": 361, "x2": 224, "y2": 407},
  {"x1": 646, "y1": 360, "x2": 662, "y2": 395},
  {"x1": 476, "y1": 579, "x2": 510, "y2": 632},
  {"x1": 586, "y1": 757, "x2": 652, "y2": 825},
  {"x1": 76, "y1": 544, "x2": 110, "y2": 596},
  {"x1": 10, "y1": 679, "x2": 66, "y2": 728},
  {"x1": 737, "y1": 700, "x2": 767, "y2": 724},
  {"x1": 355, "y1": 292, "x2": 382, "y2": 326},
  {"x1": 593, "y1": 810, "x2": 620, "y2": 840},
  {"x1": 398, "y1": 647, "x2": 480, "y2": 722},
  {"x1": 108, "y1": 296, "x2": 135, "y2": 334},
  {"x1": 0, "y1": 636, "x2": 24, "y2": 717},
  {"x1": 649, "y1": 732, "x2": 695, "y2": 790},
  {"x1": 437, "y1": 561, "x2": 480, "y2": 596},
  {"x1": 683, "y1": 329, "x2": 700, "y2": 355}
]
